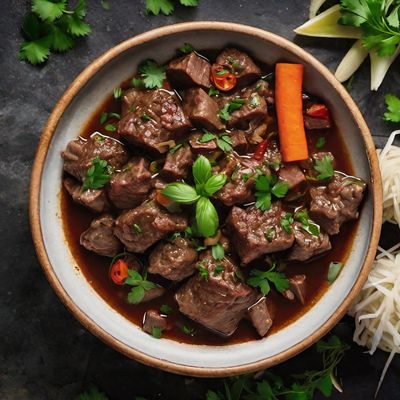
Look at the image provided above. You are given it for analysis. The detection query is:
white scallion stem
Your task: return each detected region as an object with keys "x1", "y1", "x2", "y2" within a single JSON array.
[
  {"x1": 309, "y1": 0, "x2": 328, "y2": 19},
  {"x1": 370, "y1": 47, "x2": 400, "y2": 91},
  {"x1": 335, "y1": 39, "x2": 369, "y2": 82}
]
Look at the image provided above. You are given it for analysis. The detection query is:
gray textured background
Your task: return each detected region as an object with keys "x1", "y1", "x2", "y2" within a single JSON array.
[{"x1": 0, "y1": 1, "x2": 399, "y2": 399}]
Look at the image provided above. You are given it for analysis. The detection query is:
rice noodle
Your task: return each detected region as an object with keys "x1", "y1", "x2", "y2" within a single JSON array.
[{"x1": 377, "y1": 130, "x2": 400, "y2": 227}]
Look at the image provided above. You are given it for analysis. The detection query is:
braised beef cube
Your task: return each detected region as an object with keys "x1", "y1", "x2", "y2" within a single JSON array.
[
  {"x1": 189, "y1": 132, "x2": 218, "y2": 154},
  {"x1": 80, "y1": 214, "x2": 122, "y2": 257},
  {"x1": 309, "y1": 173, "x2": 366, "y2": 235},
  {"x1": 264, "y1": 139, "x2": 282, "y2": 170},
  {"x1": 121, "y1": 88, "x2": 142, "y2": 116},
  {"x1": 184, "y1": 88, "x2": 224, "y2": 131},
  {"x1": 124, "y1": 255, "x2": 142, "y2": 272},
  {"x1": 282, "y1": 289, "x2": 295, "y2": 301},
  {"x1": 226, "y1": 203, "x2": 295, "y2": 264},
  {"x1": 64, "y1": 177, "x2": 110, "y2": 213},
  {"x1": 142, "y1": 286, "x2": 166, "y2": 302},
  {"x1": 248, "y1": 297, "x2": 274, "y2": 337},
  {"x1": 228, "y1": 93, "x2": 267, "y2": 129},
  {"x1": 167, "y1": 52, "x2": 211, "y2": 90},
  {"x1": 148, "y1": 237, "x2": 198, "y2": 281},
  {"x1": 304, "y1": 115, "x2": 331, "y2": 130},
  {"x1": 175, "y1": 251, "x2": 258, "y2": 336},
  {"x1": 253, "y1": 80, "x2": 274, "y2": 104},
  {"x1": 286, "y1": 222, "x2": 331, "y2": 262},
  {"x1": 278, "y1": 164, "x2": 307, "y2": 192},
  {"x1": 62, "y1": 135, "x2": 129, "y2": 182},
  {"x1": 161, "y1": 145, "x2": 193, "y2": 181},
  {"x1": 107, "y1": 157, "x2": 152, "y2": 209},
  {"x1": 118, "y1": 89, "x2": 191, "y2": 153},
  {"x1": 312, "y1": 151, "x2": 335, "y2": 164},
  {"x1": 142, "y1": 310, "x2": 167, "y2": 335},
  {"x1": 114, "y1": 200, "x2": 188, "y2": 253},
  {"x1": 289, "y1": 274, "x2": 307, "y2": 305},
  {"x1": 215, "y1": 48, "x2": 261, "y2": 87},
  {"x1": 230, "y1": 130, "x2": 248, "y2": 154}
]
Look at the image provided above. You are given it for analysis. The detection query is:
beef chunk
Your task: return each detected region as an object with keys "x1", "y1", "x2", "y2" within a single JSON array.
[
  {"x1": 278, "y1": 164, "x2": 307, "y2": 192},
  {"x1": 142, "y1": 310, "x2": 167, "y2": 335},
  {"x1": 226, "y1": 203, "x2": 295, "y2": 264},
  {"x1": 167, "y1": 52, "x2": 211, "y2": 90},
  {"x1": 107, "y1": 157, "x2": 152, "y2": 209},
  {"x1": 215, "y1": 48, "x2": 261, "y2": 87},
  {"x1": 124, "y1": 255, "x2": 141, "y2": 272},
  {"x1": 114, "y1": 200, "x2": 188, "y2": 253},
  {"x1": 142, "y1": 286, "x2": 166, "y2": 302},
  {"x1": 189, "y1": 132, "x2": 218, "y2": 154},
  {"x1": 80, "y1": 214, "x2": 122, "y2": 257},
  {"x1": 184, "y1": 88, "x2": 224, "y2": 131},
  {"x1": 304, "y1": 115, "x2": 331, "y2": 130},
  {"x1": 228, "y1": 92, "x2": 267, "y2": 129},
  {"x1": 64, "y1": 177, "x2": 110, "y2": 213},
  {"x1": 118, "y1": 89, "x2": 191, "y2": 153},
  {"x1": 121, "y1": 88, "x2": 142, "y2": 116},
  {"x1": 148, "y1": 237, "x2": 198, "y2": 281},
  {"x1": 289, "y1": 274, "x2": 307, "y2": 305},
  {"x1": 62, "y1": 135, "x2": 129, "y2": 182},
  {"x1": 161, "y1": 145, "x2": 193, "y2": 180},
  {"x1": 248, "y1": 297, "x2": 274, "y2": 337},
  {"x1": 286, "y1": 222, "x2": 331, "y2": 262},
  {"x1": 230, "y1": 130, "x2": 248, "y2": 154},
  {"x1": 175, "y1": 251, "x2": 258, "y2": 336},
  {"x1": 309, "y1": 173, "x2": 366, "y2": 235}
]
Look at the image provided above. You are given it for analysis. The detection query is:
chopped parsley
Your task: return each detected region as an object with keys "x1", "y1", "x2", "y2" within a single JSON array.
[
  {"x1": 199, "y1": 130, "x2": 233, "y2": 152},
  {"x1": 146, "y1": 0, "x2": 199, "y2": 16},
  {"x1": 218, "y1": 98, "x2": 246, "y2": 122},
  {"x1": 125, "y1": 270, "x2": 156, "y2": 305},
  {"x1": 315, "y1": 155, "x2": 334, "y2": 181},
  {"x1": 140, "y1": 113, "x2": 153, "y2": 122},
  {"x1": 160, "y1": 304, "x2": 173, "y2": 315},
  {"x1": 208, "y1": 87, "x2": 220, "y2": 96},
  {"x1": 384, "y1": 94, "x2": 400, "y2": 122},
  {"x1": 265, "y1": 227, "x2": 275, "y2": 242},
  {"x1": 247, "y1": 263, "x2": 289, "y2": 296},
  {"x1": 295, "y1": 209, "x2": 320, "y2": 236},
  {"x1": 280, "y1": 212, "x2": 294, "y2": 234},
  {"x1": 182, "y1": 325, "x2": 196, "y2": 336},
  {"x1": 132, "y1": 224, "x2": 142, "y2": 235},
  {"x1": 198, "y1": 264, "x2": 209, "y2": 280},
  {"x1": 169, "y1": 143, "x2": 183, "y2": 154},
  {"x1": 138, "y1": 59, "x2": 166, "y2": 89},
  {"x1": 99, "y1": 112, "x2": 108, "y2": 125},
  {"x1": 178, "y1": 42, "x2": 194, "y2": 54},
  {"x1": 213, "y1": 264, "x2": 224, "y2": 276},
  {"x1": 254, "y1": 174, "x2": 289, "y2": 211},
  {"x1": 104, "y1": 123, "x2": 117, "y2": 132},
  {"x1": 316, "y1": 136, "x2": 326, "y2": 149},
  {"x1": 82, "y1": 157, "x2": 113, "y2": 191},
  {"x1": 211, "y1": 243, "x2": 225, "y2": 260}
]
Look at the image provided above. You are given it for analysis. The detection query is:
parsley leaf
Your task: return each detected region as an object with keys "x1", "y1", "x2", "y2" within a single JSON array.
[
  {"x1": 32, "y1": 0, "x2": 66, "y2": 22},
  {"x1": 218, "y1": 98, "x2": 245, "y2": 122},
  {"x1": 198, "y1": 263, "x2": 209, "y2": 280},
  {"x1": 199, "y1": 130, "x2": 217, "y2": 143},
  {"x1": 182, "y1": 325, "x2": 196, "y2": 336},
  {"x1": 280, "y1": 212, "x2": 294, "y2": 234},
  {"x1": 254, "y1": 174, "x2": 288, "y2": 211},
  {"x1": 213, "y1": 264, "x2": 224, "y2": 276},
  {"x1": 316, "y1": 136, "x2": 326, "y2": 149},
  {"x1": 125, "y1": 270, "x2": 157, "y2": 304},
  {"x1": 208, "y1": 87, "x2": 220, "y2": 96},
  {"x1": 295, "y1": 209, "x2": 320, "y2": 237},
  {"x1": 247, "y1": 264, "x2": 289, "y2": 295},
  {"x1": 216, "y1": 134, "x2": 233, "y2": 152},
  {"x1": 160, "y1": 304, "x2": 173, "y2": 315},
  {"x1": 146, "y1": 0, "x2": 174, "y2": 15},
  {"x1": 82, "y1": 157, "x2": 114, "y2": 191},
  {"x1": 314, "y1": 155, "x2": 334, "y2": 180},
  {"x1": 211, "y1": 243, "x2": 225, "y2": 260},
  {"x1": 178, "y1": 42, "x2": 194, "y2": 54},
  {"x1": 384, "y1": 94, "x2": 400, "y2": 122},
  {"x1": 138, "y1": 59, "x2": 166, "y2": 88}
]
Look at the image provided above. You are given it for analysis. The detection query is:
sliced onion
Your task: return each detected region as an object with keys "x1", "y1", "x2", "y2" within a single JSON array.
[
  {"x1": 335, "y1": 39, "x2": 369, "y2": 82},
  {"x1": 370, "y1": 47, "x2": 400, "y2": 91},
  {"x1": 309, "y1": 0, "x2": 328, "y2": 19}
]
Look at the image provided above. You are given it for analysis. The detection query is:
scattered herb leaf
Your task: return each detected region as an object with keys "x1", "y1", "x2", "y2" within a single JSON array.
[
  {"x1": 247, "y1": 263, "x2": 289, "y2": 295},
  {"x1": 384, "y1": 94, "x2": 400, "y2": 122},
  {"x1": 315, "y1": 155, "x2": 334, "y2": 181},
  {"x1": 138, "y1": 59, "x2": 166, "y2": 89},
  {"x1": 327, "y1": 262, "x2": 343, "y2": 284},
  {"x1": 82, "y1": 157, "x2": 113, "y2": 191},
  {"x1": 211, "y1": 243, "x2": 225, "y2": 260},
  {"x1": 316, "y1": 136, "x2": 326, "y2": 149}
]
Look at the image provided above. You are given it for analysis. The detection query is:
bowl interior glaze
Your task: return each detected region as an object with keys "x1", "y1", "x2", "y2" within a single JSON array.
[{"x1": 30, "y1": 22, "x2": 381, "y2": 377}]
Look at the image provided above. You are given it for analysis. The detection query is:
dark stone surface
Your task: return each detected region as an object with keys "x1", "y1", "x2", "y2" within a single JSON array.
[{"x1": 0, "y1": 1, "x2": 399, "y2": 399}]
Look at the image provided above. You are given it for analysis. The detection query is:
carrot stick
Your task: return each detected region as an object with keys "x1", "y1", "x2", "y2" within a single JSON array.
[{"x1": 275, "y1": 63, "x2": 309, "y2": 162}]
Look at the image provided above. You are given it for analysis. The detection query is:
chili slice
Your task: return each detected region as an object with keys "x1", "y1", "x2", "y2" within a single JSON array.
[
  {"x1": 110, "y1": 259, "x2": 129, "y2": 285},
  {"x1": 306, "y1": 104, "x2": 330, "y2": 120},
  {"x1": 210, "y1": 64, "x2": 237, "y2": 92},
  {"x1": 253, "y1": 139, "x2": 268, "y2": 160}
]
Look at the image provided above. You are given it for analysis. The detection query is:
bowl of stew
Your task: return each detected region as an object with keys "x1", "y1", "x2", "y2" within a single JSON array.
[{"x1": 30, "y1": 21, "x2": 382, "y2": 376}]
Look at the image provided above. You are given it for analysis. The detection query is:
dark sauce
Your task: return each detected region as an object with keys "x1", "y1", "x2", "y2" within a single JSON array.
[{"x1": 60, "y1": 51, "x2": 358, "y2": 345}]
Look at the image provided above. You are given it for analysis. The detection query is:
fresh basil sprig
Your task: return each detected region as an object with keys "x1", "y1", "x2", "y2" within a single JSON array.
[{"x1": 161, "y1": 155, "x2": 226, "y2": 237}]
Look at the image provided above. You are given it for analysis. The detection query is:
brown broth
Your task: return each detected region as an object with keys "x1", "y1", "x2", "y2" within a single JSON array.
[{"x1": 60, "y1": 57, "x2": 358, "y2": 345}]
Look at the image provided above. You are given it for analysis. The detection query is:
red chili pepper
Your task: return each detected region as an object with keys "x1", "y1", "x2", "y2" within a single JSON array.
[
  {"x1": 210, "y1": 64, "x2": 237, "y2": 92},
  {"x1": 306, "y1": 104, "x2": 330, "y2": 120},
  {"x1": 253, "y1": 139, "x2": 268, "y2": 160},
  {"x1": 109, "y1": 259, "x2": 129, "y2": 285}
]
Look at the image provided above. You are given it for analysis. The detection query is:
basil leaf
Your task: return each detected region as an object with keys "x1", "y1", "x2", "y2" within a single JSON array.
[
  {"x1": 127, "y1": 286, "x2": 145, "y2": 304},
  {"x1": 199, "y1": 131, "x2": 217, "y2": 143},
  {"x1": 327, "y1": 262, "x2": 343, "y2": 284},
  {"x1": 203, "y1": 174, "x2": 227, "y2": 196},
  {"x1": 192, "y1": 155, "x2": 212, "y2": 186},
  {"x1": 161, "y1": 182, "x2": 200, "y2": 204},
  {"x1": 196, "y1": 197, "x2": 219, "y2": 237}
]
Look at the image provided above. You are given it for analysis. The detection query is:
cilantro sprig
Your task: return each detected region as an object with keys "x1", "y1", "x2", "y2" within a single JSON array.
[
  {"x1": 295, "y1": 209, "x2": 320, "y2": 236},
  {"x1": 314, "y1": 155, "x2": 334, "y2": 181},
  {"x1": 384, "y1": 93, "x2": 400, "y2": 122},
  {"x1": 199, "y1": 130, "x2": 233, "y2": 152},
  {"x1": 219, "y1": 98, "x2": 246, "y2": 122},
  {"x1": 19, "y1": 0, "x2": 91, "y2": 65},
  {"x1": 134, "y1": 59, "x2": 166, "y2": 89},
  {"x1": 125, "y1": 269, "x2": 157, "y2": 304},
  {"x1": 247, "y1": 263, "x2": 289, "y2": 296},
  {"x1": 82, "y1": 157, "x2": 114, "y2": 191},
  {"x1": 146, "y1": 0, "x2": 199, "y2": 16},
  {"x1": 254, "y1": 174, "x2": 289, "y2": 212},
  {"x1": 161, "y1": 155, "x2": 226, "y2": 237}
]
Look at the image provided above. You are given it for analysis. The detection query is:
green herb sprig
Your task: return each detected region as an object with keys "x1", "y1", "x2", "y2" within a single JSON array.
[
  {"x1": 254, "y1": 174, "x2": 289, "y2": 212},
  {"x1": 294, "y1": 209, "x2": 320, "y2": 236},
  {"x1": 314, "y1": 155, "x2": 334, "y2": 181},
  {"x1": 82, "y1": 157, "x2": 114, "y2": 191},
  {"x1": 247, "y1": 263, "x2": 289, "y2": 296},
  {"x1": 384, "y1": 93, "x2": 400, "y2": 122},
  {"x1": 219, "y1": 98, "x2": 246, "y2": 122},
  {"x1": 161, "y1": 155, "x2": 226, "y2": 237},
  {"x1": 199, "y1": 130, "x2": 233, "y2": 152},
  {"x1": 134, "y1": 59, "x2": 166, "y2": 89},
  {"x1": 125, "y1": 270, "x2": 157, "y2": 304},
  {"x1": 19, "y1": 0, "x2": 91, "y2": 65},
  {"x1": 146, "y1": 0, "x2": 199, "y2": 16}
]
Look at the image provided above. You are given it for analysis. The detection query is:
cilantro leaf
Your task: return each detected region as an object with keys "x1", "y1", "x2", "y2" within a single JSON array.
[
  {"x1": 216, "y1": 135, "x2": 233, "y2": 152},
  {"x1": 295, "y1": 209, "x2": 320, "y2": 236},
  {"x1": 160, "y1": 304, "x2": 173, "y2": 315},
  {"x1": 19, "y1": 36, "x2": 52, "y2": 64},
  {"x1": 247, "y1": 265, "x2": 289, "y2": 295},
  {"x1": 78, "y1": 386, "x2": 108, "y2": 400},
  {"x1": 211, "y1": 243, "x2": 225, "y2": 260},
  {"x1": 271, "y1": 180, "x2": 289, "y2": 198},
  {"x1": 255, "y1": 191, "x2": 272, "y2": 212},
  {"x1": 314, "y1": 155, "x2": 334, "y2": 181},
  {"x1": 316, "y1": 136, "x2": 326, "y2": 149},
  {"x1": 59, "y1": 13, "x2": 91, "y2": 37},
  {"x1": 152, "y1": 327, "x2": 162, "y2": 339},
  {"x1": 218, "y1": 98, "x2": 245, "y2": 122},
  {"x1": 180, "y1": 0, "x2": 198, "y2": 6},
  {"x1": 254, "y1": 174, "x2": 287, "y2": 211},
  {"x1": 384, "y1": 94, "x2": 400, "y2": 122},
  {"x1": 146, "y1": 0, "x2": 175, "y2": 15},
  {"x1": 280, "y1": 212, "x2": 294, "y2": 234},
  {"x1": 199, "y1": 131, "x2": 217, "y2": 143},
  {"x1": 50, "y1": 24, "x2": 74, "y2": 52},
  {"x1": 178, "y1": 42, "x2": 194, "y2": 54},
  {"x1": 32, "y1": 0, "x2": 66, "y2": 22},
  {"x1": 82, "y1": 157, "x2": 114, "y2": 191},
  {"x1": 208, "y1": 87, "x2": 220, "y2": 96},
  {"x1": 138, "y1": 59, "x2": 166, "y2": 88},
  {"x1": 125, "y1": 269, "x2": 156, "y2": 304}
]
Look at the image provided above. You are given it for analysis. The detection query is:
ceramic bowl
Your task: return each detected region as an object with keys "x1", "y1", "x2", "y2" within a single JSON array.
[{"x1": 30, "y1": 22, "x2": 382, "y2": 377}]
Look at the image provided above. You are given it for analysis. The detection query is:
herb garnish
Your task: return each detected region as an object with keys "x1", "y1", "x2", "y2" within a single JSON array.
[
  {"x1": 113, "y1": 87, "x2": 122, "y2": 99},
  {"x1": 327, "y1": 262, "x2": 343, "y2": 284},
  {"x1": 104, "y1": 123, "x2": 117, "y2": 132},
  {"x1": 208, "y1": 87, "x2": 220, "y2": 96},
  {"x1": 82, "y1": 157, "x2": 113, "y2": 191},
  {"x1": 295, "y1": 209, "x2": 320, "y2": 236},
  {"x1": 211, "y1": 243, "x2": 225, "y2": 260},
  {"x1": 151, "y1": 327, "x2": 162, "y2": 339},
  {"x1": 265, "y1": 227, "x2": 275, "y2": 242},
  {"x1": 254, "y1": 174, "x2": 289, "y2": 211},
  {"x1": 162, "y1": 155, "x2": 226, "y2": 237},
  {"x1": 125, "y1": 270, "x2": 156, "y2": 304},
  {"x1": 316, "y1": 136, "x2": 326, "y2": 149},
  {"x1": 247, "y1": 263, "x2": 289, "y2": 296},
  {"x1": 182, "y1": 325, "x2": 196, "y2": 336},
  {"x1": 199, "y1": 130, "x2": 233, "y2": 152},
  {"x1": 169, "y1": 143, "x2": 183, "y2": 154},
  {"x1": 138, "y1": 59, "x2": 166, "y2": 89},
  {"x1": 160, "y1": 304, "x2": 173, "y2": 315},
  {"x1": 213, "y1": 264, "x2": 224, "y2": 276},
  {"x1": 19, "y1": 0, "x2": 91, "y2": 65},
  {"x1": 140, "y1": 113, "x2": 153, "y2": 122},
  {"x1": 218, "y1": 98, "x2": 246, "y2": 122},
  {"x1": 132, "y1": 223, "x2": 142, "y2": 235},
  {"x1": 146, "y1": 0, "x2": 199, "y2": 16},
  {"x1": 384, "y1": 94, "x2": 400, "y2": 122},
  {"x1": 178, "y1": 42, "x2": 194, "y2": 54},
  {"x1": 280, "y1": 212, "x2": 294, "y2": 234},
  {"x1": 315, "y1": 155, "x2": 334, "y2": 181}
]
